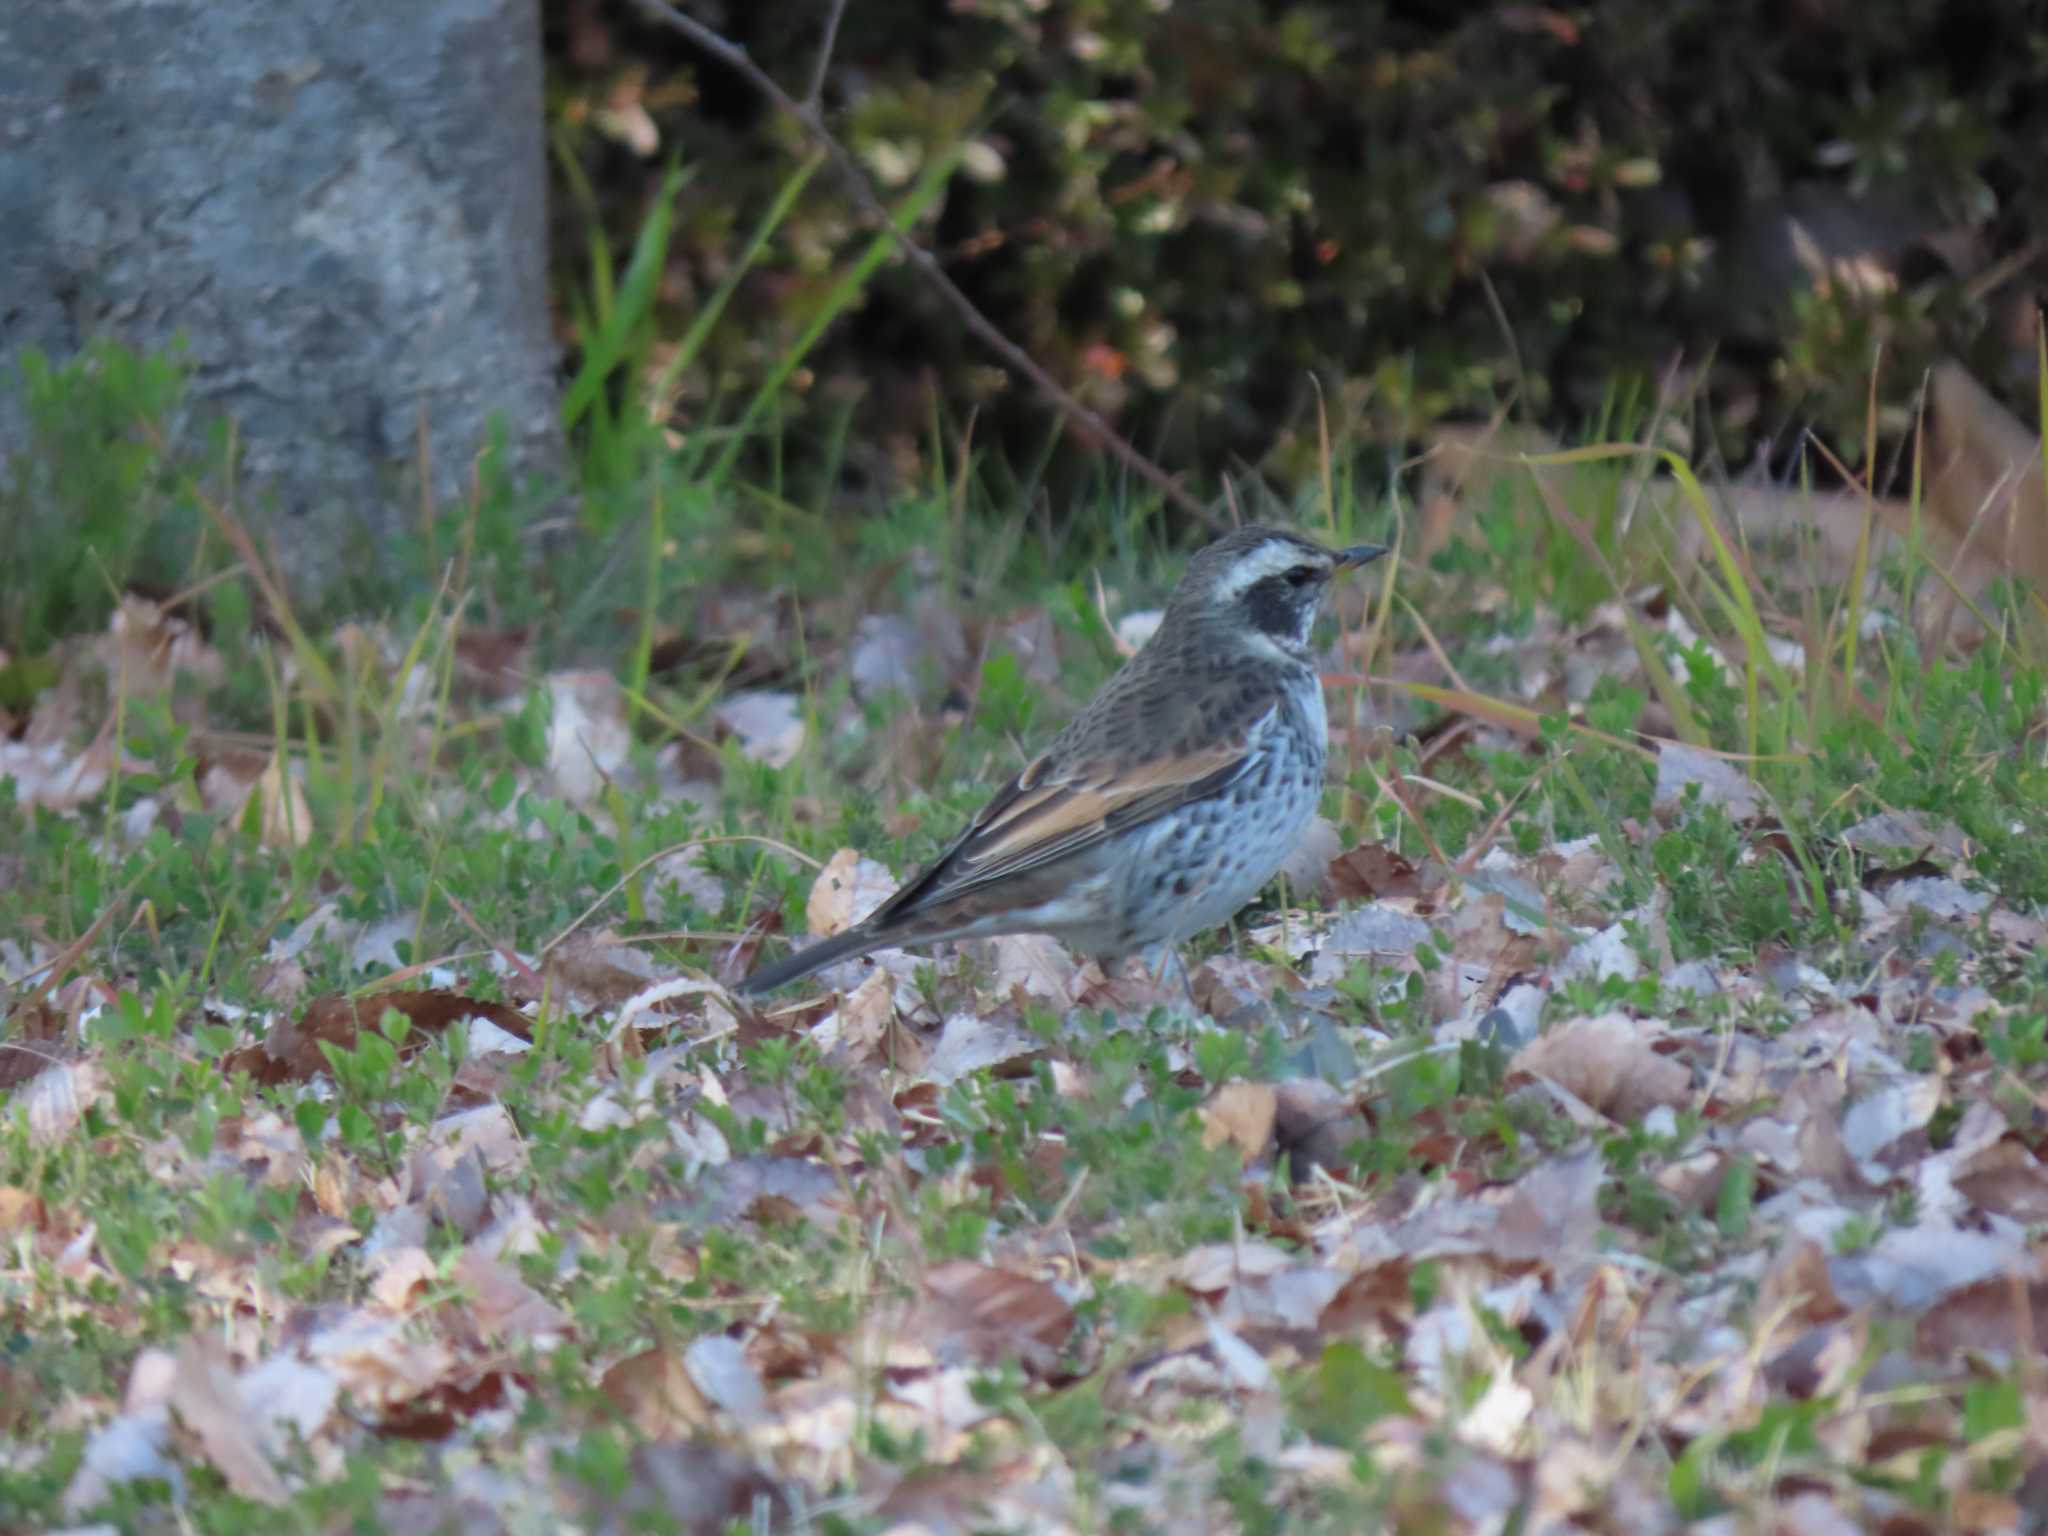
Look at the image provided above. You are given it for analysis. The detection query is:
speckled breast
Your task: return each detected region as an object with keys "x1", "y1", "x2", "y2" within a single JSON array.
[{"x1": 1111, "y1": 684, "x2": 1328, "y2": 951}]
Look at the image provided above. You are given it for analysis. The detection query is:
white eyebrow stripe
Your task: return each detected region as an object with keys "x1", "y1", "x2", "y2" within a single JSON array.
[{"x1": 1212, "y1": 540, "x2": 1324, "y2": 600}]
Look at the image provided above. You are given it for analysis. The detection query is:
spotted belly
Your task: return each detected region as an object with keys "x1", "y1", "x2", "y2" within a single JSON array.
[{"x1": 1105, "y1": 729, "x2": 1326, "y2": 952}]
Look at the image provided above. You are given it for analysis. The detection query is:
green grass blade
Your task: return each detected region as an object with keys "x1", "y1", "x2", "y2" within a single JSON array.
[
  {"x1": 1521, "y1": 443, "x2": 1791, "y2": 756},
  {"x1": 561, "y1": 160, "x2": 694, "y2": 431},
  {"x1": 710, "y1": 146, "x2": 963, "y2": 486},
  {"x1": 651, "y1": 152, "x2": 824, "y2": 409}
]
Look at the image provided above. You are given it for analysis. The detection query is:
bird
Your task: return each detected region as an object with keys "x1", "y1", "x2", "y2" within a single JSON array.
[{"x1": 738, "y1": 525, "x2": 1389, "y2": 996}]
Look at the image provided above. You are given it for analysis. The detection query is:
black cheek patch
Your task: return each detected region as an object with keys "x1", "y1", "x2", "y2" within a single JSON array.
[{"x1": 1244, "y1": 576, "x2": 1304, "y2": 639}]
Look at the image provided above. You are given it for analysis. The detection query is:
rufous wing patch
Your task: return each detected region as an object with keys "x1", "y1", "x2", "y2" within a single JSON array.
[
  {"x1": 860, "y1": 704, "x2": 1277, "y2": 928},
  {"x1": 957, "y1": 713, "x2": 1269, "y2": 878}
]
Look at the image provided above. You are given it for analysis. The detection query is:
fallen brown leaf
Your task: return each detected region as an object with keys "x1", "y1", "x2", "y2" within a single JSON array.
[
  {"x1": 804, "y1": 847, "x2": 897, "y2": 940},
  {"x1": 1200, "y1": 1082, "x2": 1278, "y2": 1161},
  {"x1": 921, "y1": 1008, "x2": 1042, "y2": 1086},
  {"x1": 168, "y1": 1338, "x2": 289, "y2": 1506},
  {"x1": 1511, "y1": 1013, "x2": 1691, "y2": 1122},
  {"x1": 986, "y1": 932, "x2": 1078, "y2": 1002},
  {"x1": 713, "y1": 689, "x2": 806, "y2": 768},
  {"x1": 1954, "y1": 1139, "x2": 2048, "y2": 1223},
  {"x1": 1924, "y1": 358, "x2": 2048, "y2": 604},
  {"x1": 453, "y1": 624, "x2": 532, "y2": 698},
  {"x1": 829, "y1": 967, "x2": 895, "y2": 1057},
  {"x1": 682, "y1": 1334, "x2": 768, "y2": 1428},
  {"x1": 17, "y1": 1059, "x2": 104, "y2": 1145},
  {"x1": 222, "y1": 989, "x2": 534, "y2": 1084},
  {"x1": 922, "y1": 1260, "x2": 1074, "y2": 1372},
  {"x1": 454, "y1": 1249, "x2": 569, "y2": 1344},
  {"x1": 370, "y1": 1246, "x2": 439, "y2": 1313},
  {"x1": 0, "y1": 1184, "x2": 44, "y2": 1233},
  {"x1": 1757, "y1": 1239, "x2": 1849, "y2": 1331},
  {"x1": 1327, "y1": 843, "x2": 1424, "y2": 903},
  {"x1": 1652, "y1": 741, "x2": 1761, "y2": 823},
  {"x1": 542, "y1": 931, "x2": 670, "y2": 1013},
  {"x1": 1916, "y1": 1273, "x2": 2048, "y2": 1360},
  {"x1": 601, "y1": 1348, "x2": 714, "y2": 1438},
  {"x1": 0, "y1": 996, "x2": 70, "y2": 1090},
  {"x1": 544, "y1": 669, "x2": 634, "y2": 802}
]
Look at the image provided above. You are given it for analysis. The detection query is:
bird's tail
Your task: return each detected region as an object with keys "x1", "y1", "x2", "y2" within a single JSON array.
[{"x1": 737, "y1": 924, "x2": 886, "y2": 995}]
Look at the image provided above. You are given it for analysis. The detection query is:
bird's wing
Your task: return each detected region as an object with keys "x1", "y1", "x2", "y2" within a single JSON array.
[{"x1": 867, "y1": 703, "x2": 1277, "y2": 924}]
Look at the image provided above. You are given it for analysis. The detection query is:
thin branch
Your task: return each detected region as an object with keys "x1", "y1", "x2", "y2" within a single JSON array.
[
  {"x1": 805, "y1": 0, "x2": 851, "y2": 110},
  {"x1": 631, "y1": 0, "x2": 1222, "y2": 531}
]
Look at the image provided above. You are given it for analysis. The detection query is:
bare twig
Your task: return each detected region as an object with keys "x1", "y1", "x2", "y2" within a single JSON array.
[
  {"x1": 16, "y1": 864, "x2": 148, "y2": 1013},
  {"x1": 805, "y1": 0, "x2": 851, "y2": 110},
  {"x1": 631, "y1": 0, "x2": 1221, "y2": 530}
]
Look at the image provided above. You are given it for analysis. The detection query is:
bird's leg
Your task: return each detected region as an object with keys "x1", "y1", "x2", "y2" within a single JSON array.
[
  {"x1": 1171, "y1": 947, "x2": 1202, "y2": 1017},
  {"x1": 1144, "y1": 943, "x2": 1202, "y2": 1017}
]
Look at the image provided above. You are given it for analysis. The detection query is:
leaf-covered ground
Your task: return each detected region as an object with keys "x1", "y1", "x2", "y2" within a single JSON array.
[{"x1": 5, "y1": 442, "x2": 2048, "y2": 1533}]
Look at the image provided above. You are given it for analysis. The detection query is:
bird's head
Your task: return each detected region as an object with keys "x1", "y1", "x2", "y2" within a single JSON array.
[{"x1": 1166, "y1": 525, "x2": 1388, "y2": 657}]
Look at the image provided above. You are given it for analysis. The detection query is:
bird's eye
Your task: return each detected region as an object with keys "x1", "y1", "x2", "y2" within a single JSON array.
[{"x1": 1284, "y1": 565, "x2": 1318, "y2": 589}]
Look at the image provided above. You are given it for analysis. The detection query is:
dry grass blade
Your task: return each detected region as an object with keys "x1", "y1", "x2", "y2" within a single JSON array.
[{"x1": 542, "y1": 835, "x2": 824, "y2": 958}]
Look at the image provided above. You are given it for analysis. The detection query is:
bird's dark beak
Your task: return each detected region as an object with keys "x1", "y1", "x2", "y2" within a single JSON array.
[{"x1": 1334, "y1": 543, "x2": 1390, "y2": 570}]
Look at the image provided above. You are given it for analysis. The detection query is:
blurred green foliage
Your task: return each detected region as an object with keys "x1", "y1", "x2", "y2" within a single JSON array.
[
  {"x1": 546, "y1": 0, "x2": 2045, "y2": 496},
  {"x1": 0, "y1": 341, "x2": 213, "y2": 656}
]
